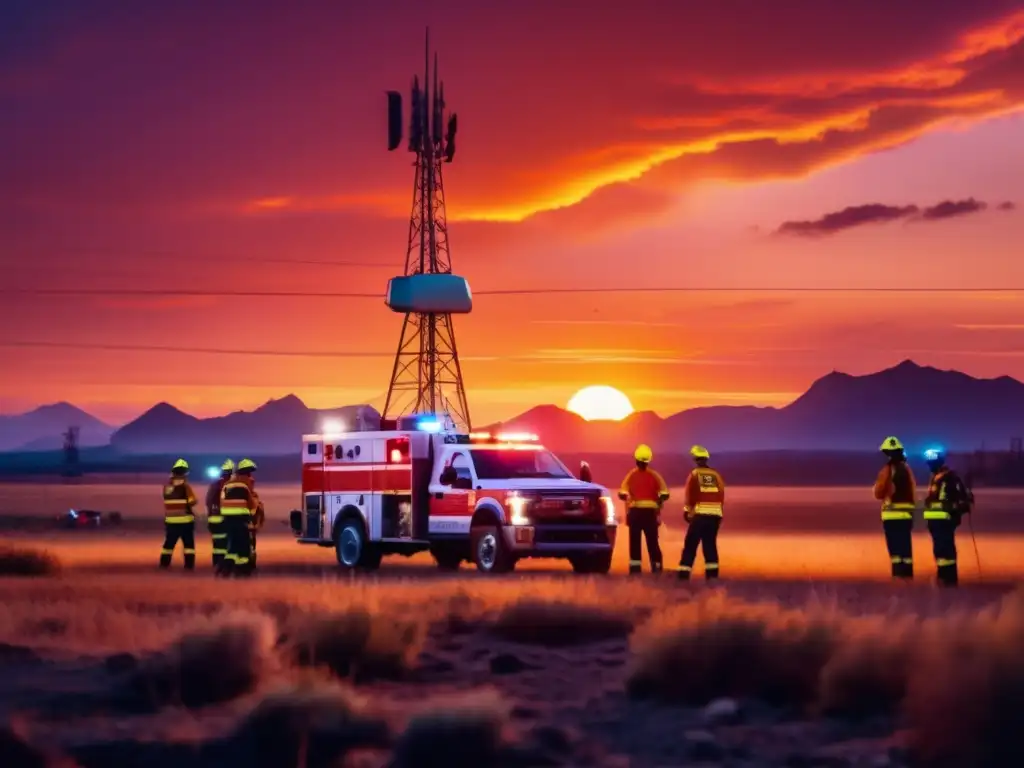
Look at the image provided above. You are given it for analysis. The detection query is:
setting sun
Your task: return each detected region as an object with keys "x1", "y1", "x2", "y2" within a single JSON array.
[{"x1": 566, "y1": 385, "x2": 635, "y2": 421}]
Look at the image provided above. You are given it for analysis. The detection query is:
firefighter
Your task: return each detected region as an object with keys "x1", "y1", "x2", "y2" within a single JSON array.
[
  {"x1": 160, "y1": 458, "x2": 197, "y2": 570},
  {"x1": 923, "y1": 448, "x2": 971, "y2": 587},
  {"x1": 219, "y1": 458, "x2": 262, "y2": 576},
  {"x1": 677, "y1": 445, "x2": 724, "y2": 580},
  {"x1": 874, "y1": 436, "x2": 917, "y2": 580},
  {"x1": 205, "y1": 459, "x2": 234, "y2": 568},
  {"x1": 618, "y1": 444, "x2": 669, "y2": 574}
]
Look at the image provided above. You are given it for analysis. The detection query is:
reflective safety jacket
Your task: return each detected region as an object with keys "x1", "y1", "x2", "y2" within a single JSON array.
[
  {"x1": 618, "y1": 467, "x2": 670, "y2": 509},
  {"x1": 684, "y1": 466, "x2": 726, "y2": 517},
  {"x1": 162, "y1": 476, "x2": 197, "y2": 524},
  {"x1": 924, "y1": 467, "x2": 970, "y2": 521},
  {"x1": 205, "y1": 478, "x2": 227, "y2": 528},
  {"x1": 873, "y1": 460, "x2": 917, "y2": 520},
  {"x1": 221, "y1": 474, "x2": 261, "y2": 520}
]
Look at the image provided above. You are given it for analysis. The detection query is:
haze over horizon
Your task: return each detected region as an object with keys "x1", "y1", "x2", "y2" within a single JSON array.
[{"x1": 3, "y1": 1, "x2": 1024, "y2": 425}]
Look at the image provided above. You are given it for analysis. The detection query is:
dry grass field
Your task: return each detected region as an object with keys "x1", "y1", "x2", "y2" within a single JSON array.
[{"x1": 2, "y1": 482, "x2": 1023, "y2": 766}]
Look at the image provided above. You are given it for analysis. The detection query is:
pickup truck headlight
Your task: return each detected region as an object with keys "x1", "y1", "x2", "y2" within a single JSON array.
[
  {"x1": 506, "y1": 492, "x2": 529, "y2": 525},
  {"x1": 600, "y1": 495, "x2": 617, "y2": 525}
]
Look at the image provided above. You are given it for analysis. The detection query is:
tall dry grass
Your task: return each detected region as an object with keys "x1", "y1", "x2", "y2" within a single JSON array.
[
  {"x1": 0, "y1": 545, "x2": 61, "y2": 577},
  {"x1": 1, "y1": 575, "x2": 1022, "y2": 766}
]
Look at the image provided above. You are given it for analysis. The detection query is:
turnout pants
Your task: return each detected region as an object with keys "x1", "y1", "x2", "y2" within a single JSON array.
[
  {"x1": 883, "y1": 518, "x2": 914, "y2": 579},
  {"x1": 220, "y1": 515, "x2": 253, "y2": 576},
  {"x1": 678, "y1": 514, "x2": 720, "y2": 579},
  {"x1": 209, "y1": 518, "x2": 227, "y2": 567},
  {"x1": 927, "y1": 519, "x2": 958, "y2": 586},
  {"x1": 627, "y1": 507, "x2": 662, "y2": 574},
  {"x1": 249, "y1": 529, "x2": 258, "y2": 569},
  {"x1": 160, "y1": 521, "x2": 196, "y2": 569}
]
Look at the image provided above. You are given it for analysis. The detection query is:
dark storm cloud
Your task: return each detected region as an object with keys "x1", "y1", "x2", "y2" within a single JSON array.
[{"x1": 776, "y1": 197, "x2": 1004, "y2": 236}]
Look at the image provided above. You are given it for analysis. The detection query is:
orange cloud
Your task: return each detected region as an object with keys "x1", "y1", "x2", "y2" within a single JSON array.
[{"x1": 232, "y1": 9, "x2": 1024, "y2": 235}]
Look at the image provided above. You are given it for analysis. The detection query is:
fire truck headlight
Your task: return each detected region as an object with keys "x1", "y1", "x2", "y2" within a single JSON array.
[
  {"x1": 600, "y1": 495, "x2": 617, "y2": 525},
  {"x1": 507, "y1": 493, "x2": 529, "y2": 525}
]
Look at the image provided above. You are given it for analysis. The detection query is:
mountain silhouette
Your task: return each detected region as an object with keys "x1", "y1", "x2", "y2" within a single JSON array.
[
  {"x1": 109, "y1": 396, "x2": 380, "y2": 454},
  {"x1": 0, "y1": 402, "x2": 113, "y2": 452},
  {"x1": 10, "y1": 361, "x2": 1024, "y2": 456},
  {"x1": 487, "y1": 360, "x2": 1024, "y2": 453}
]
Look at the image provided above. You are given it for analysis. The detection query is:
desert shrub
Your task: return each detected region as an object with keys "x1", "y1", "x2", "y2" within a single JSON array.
[
  {"x1": 283, "y1": 608, "x2": 424, "y2": 682},
  {"x1": 627, "y1": 594, "x2": 840, "y2": 707},
  {"x1": 0, "y1": 546, "x2": 61, "y2": 577},
  {"x1": 391, "y1": 691, "x2": 515, "y2": 768},
  {"x1": 815, "y1": 617, "x2": 915, "y2": 718},
  {"x1": 222, "y1": 680, "x2": 390, "y2": 768},
  {"x1": 904, "y1": 593, "x2": 1024, "y2": 767},
  {"x1": 124, "y1": 612, "x2": 275, "y2": 710},
  {"x1": 490, "y1": 599, "x2": 634, "y2": 646}
]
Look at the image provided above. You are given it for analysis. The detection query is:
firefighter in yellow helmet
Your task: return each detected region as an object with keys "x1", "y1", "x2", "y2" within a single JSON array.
[
  {"x1": 618, "y1": 444, "x2": 669, "y2": 574},
  {"x1": 874, "y1": 436, "x2": 917, "y2": 580},
  {"x1": 219, "y1": 458, "x2": 263, "y2": 576},
  {"x1": 677, "y1": 445, "x2": 725, "y2": 580},
  {"x1": 160, "y1": 458, "x2": 197, "y2": 570},
  {"x1": 204, "y1": 459, "x2": 234, "y2": 568}
]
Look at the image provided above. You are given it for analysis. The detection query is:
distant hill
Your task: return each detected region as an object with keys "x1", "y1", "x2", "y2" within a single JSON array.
[
  {"x1": 485, "y1": 360, "x2": 1024, "y2": 453},
  {"x1": 11, "y1": 360, "x2": 1024, "y2": 457},
  {"x1": 109, "y1": 395, "x2": 380, "y2": 454},
  {"x1": 0, "y1": 403, "x2": 113, "y2": 452}
]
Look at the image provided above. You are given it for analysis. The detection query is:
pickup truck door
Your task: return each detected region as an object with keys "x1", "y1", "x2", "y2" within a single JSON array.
[{"x1": 427, "y1": 449, "x2": 475, "y2": 535}]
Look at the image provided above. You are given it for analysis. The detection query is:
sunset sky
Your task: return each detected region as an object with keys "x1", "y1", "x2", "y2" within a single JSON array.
[{"x1": 3, "y1": 0, "x2": 1024, "y2": 426}]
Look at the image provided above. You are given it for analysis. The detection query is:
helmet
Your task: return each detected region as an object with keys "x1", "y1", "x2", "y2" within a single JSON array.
[
  {"x1": 171, "y1": 458, "x2": 189, "y2": 472},
  {"x1": 924, "y1": 447, "x2": 946, "y2": 465},
  {"x1": 690, "y1": 445, "x2": 710, "y2": 460},
  {"x1": 220, "y1": 459, "x2": 235, "y2": 472},
  {"x1": 634, "y1": 444, "x2": 653, "y2": 463},
  {"x1": 879, "y1": 436, "x2": 904, "y2": 452},
  {"x1": 237, "y1": 458, "x2": 257, "y2": 472}
]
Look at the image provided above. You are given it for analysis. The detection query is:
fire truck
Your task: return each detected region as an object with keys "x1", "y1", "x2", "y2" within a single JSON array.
[{"x1": 288, "y1": 415, "x2": 618, "y2": 574}]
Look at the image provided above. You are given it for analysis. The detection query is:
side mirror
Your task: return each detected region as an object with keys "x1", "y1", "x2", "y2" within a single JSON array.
[
  {"x1": 439, "y1": 466, "x2": 457, "y2": 485},
  {"x1": 579, "y1": 461, "x2": 593, "y2": 483}
]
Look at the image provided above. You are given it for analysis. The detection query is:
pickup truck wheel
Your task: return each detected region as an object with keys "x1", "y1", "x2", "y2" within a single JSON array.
[
  {"x1": 336, "y1": 518, "x2": 381, "y2": 570},
  {"x1": 570, "y1": 551, "x2": 613, "y2": 575},
  {"x1": 471, "y1": 526, "x2": 513, "y2": 574}
]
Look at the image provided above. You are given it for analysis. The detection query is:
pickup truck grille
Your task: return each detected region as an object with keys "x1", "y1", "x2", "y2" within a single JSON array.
[{"x1": 526, "y1": 491, "x2": 603, "y2": 524}]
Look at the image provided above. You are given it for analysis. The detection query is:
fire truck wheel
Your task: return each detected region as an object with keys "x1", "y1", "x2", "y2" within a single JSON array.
[
  {"x1": 569, "y1": 551, "x2": 613, "y2": 575},
  {"x1": 471, "y1": 526, "x2": 514, "y2": 574},
  {"x1": 336, "y1": 518, "x2": 381, "y2": 570}
]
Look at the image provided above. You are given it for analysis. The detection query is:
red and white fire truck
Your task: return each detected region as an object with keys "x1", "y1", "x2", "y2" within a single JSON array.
[{"x1": 288, "y1": 416, "x2": 618, "y2": 574}]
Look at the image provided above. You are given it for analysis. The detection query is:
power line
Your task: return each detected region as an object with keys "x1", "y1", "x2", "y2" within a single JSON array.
[
  {"x1": 0, "y1": 340, "x2": 394, "y2": 358},
  {"x1": 4, "y1": 286, "x2": 1024, "y2": 298}
]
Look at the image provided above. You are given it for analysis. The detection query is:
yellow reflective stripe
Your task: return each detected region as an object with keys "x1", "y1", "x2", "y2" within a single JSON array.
[
  {"x1": 882, "y1": 511, "x2": 913, "y2": 520},
  {"x1": 165, "y1": 515, "x2": 195, "y2": 523},
  {"x1": 160, "y1": 548, "x2": 173, "y2": 555},
  {"x1": 211, "y1": 533, "x2": 227, "y2": 540},
  {"x1": 694, "y1": 503, "x2": 722, "y2": 516},
  {"x1": 212, "y1": 549, "x2": 228, "y2": 555},
  {"x1": 628, "y1": 559, "x2": 643, "y2": 565},
  {"x1": 676, "y1": 565, "x2": 692, "y2": 572},
  {"x1": 936, "y1": 558, "x2": 956, "y2": 566},
  {"x1": 183, "y1": 548, "x2": 196, "y2": 554},
  {"x1": 923, "y1": 511, "x2": 952, "y2": 519},
  {"x1": 221, "y1": 510, "x2": 252, "y2": 516},
  {"x1": 208, "y1": 515, "x2": 224, "y2": 523},
  {"x1": 705, "y1": 562, "x2": 719, "y2": 569},
  {"x1": 629, "y1": 500, "x2": 660, "y2": 509},
  {"x1": 163, "y1": 499, "x2": 191, "y2": 506}
]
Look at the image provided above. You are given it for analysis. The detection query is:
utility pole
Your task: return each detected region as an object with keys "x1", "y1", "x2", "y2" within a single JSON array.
[{"x1": 382, "y1": 28, "x2": 472, "y2": 430}]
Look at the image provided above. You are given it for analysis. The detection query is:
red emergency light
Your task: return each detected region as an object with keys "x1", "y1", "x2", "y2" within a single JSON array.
[
  {"x1": 467, "y1": 431, "x2": 539, "y2": 443},
  {"x1": 387, "y1": 436, "x2": 410, "y2": 463}
]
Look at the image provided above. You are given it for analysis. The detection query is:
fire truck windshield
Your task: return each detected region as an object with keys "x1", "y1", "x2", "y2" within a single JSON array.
[{"x1": 469, "y1": 448, "x2": 573, "y2": 480}]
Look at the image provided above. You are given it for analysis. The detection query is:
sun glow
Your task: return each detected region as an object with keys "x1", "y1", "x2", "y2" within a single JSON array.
[{"x1": 566, "y1": 385, "x2": 635, "y2": 421}]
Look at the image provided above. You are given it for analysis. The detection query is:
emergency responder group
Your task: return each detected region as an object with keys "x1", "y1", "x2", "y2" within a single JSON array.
[
  {"x1": 618, "y1": 436, "x2": 973, "y2": 586},
  {"x1": 159, "y1": 457, "x2": 265, "y2": 576}
]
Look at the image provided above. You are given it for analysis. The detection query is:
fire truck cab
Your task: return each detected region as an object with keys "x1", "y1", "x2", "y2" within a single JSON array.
[{"x1": 289, "y1": 416, "x2": 618, "y2": 574}]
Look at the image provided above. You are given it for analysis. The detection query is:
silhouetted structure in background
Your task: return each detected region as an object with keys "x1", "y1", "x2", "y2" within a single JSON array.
[
  {"x1": 62, "y1": 425, "x2": 81, "y2": 477},
  {"x1": 382, "y1": 29, "x2": 472, "y2": 430},
  {"x1": 966, "y1": 438, "x2": 1024, "y2": 486}
]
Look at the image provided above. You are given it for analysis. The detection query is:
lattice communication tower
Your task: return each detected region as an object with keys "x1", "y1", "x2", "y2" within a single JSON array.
[{"x1": 382, "y1": 29, "x2": 472, "y2": 430}]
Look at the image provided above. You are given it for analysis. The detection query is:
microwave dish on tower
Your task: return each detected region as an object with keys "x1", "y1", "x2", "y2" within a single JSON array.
[{"x1": 382, "y1": 28, "x2": 472, "y2": 430}]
